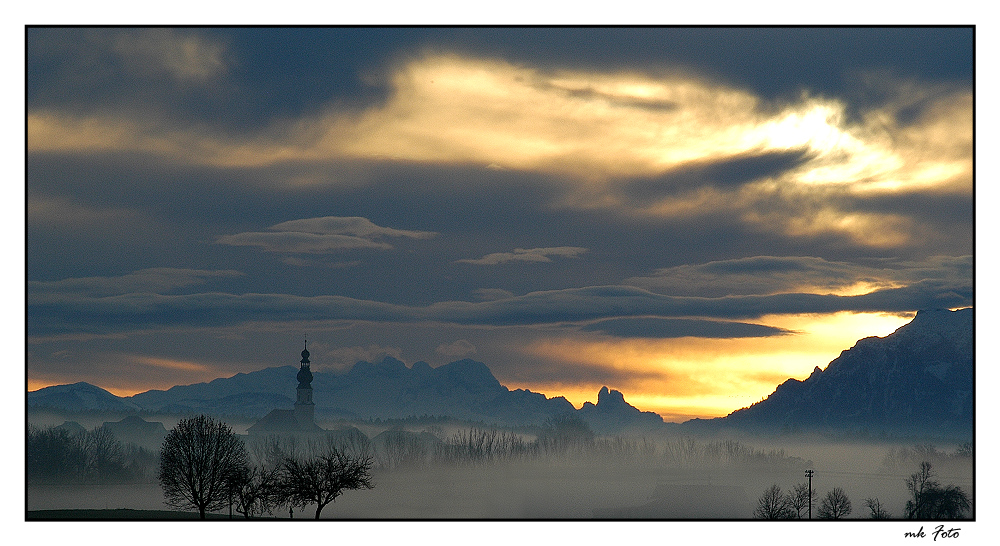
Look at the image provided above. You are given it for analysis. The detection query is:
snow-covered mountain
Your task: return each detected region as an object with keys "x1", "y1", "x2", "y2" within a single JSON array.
[
  {"x1": 313, "y1": 357, "x2": 578, "y2": 425},
  {"x1": 129, "y1": 366, "x2": 297, "y2": 417}
]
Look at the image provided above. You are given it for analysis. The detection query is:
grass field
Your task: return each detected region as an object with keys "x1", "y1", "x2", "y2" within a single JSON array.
[{"x1": 26, "y1": 509, "x2": 266, "y2": 520}]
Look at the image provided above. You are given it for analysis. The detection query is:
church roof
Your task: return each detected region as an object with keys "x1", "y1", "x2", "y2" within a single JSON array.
[{"x1": 248, "y1": 409, "x2": 325, "y2": 434}]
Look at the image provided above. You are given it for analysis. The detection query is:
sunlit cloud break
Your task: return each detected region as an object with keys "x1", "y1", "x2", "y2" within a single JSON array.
[
  {"x1": 28, "y1": 52, "x2": 969, "y2": 253},
  {"x1": 28, "y1": 53, "x2": 970, "y2": 192}
]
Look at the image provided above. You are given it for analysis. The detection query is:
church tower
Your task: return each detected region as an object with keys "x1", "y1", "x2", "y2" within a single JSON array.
[{"x1": 294, "y1": 337, "x2": 315, "y2": 428}]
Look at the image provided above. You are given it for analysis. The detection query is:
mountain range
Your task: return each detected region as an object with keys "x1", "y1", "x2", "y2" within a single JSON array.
[
  {"x1": 29, "y1": 357, "x2": 664, "y2": 434},
  {"x1": 29, "y1": 308, "x2": 973, "y2": 439}
]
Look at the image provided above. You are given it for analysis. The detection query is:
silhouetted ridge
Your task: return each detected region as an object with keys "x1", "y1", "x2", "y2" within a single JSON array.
[{"x1": 715, "y1": 308, "x2": 972, "y2": 439}]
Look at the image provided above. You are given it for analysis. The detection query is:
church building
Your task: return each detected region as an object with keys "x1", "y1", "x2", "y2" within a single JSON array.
[{"x1": 248, "y1": 340, "x2": 325, "y2": 435}]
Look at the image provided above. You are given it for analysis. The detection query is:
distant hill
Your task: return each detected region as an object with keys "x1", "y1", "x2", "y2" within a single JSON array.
[
  {"x1": 100, "y1": 416, "x2": 168, "y2": 451},
  {"x1": 28, "y1": 382, "x2": 142, "y2": 412},
  {"x1": 130, "y1": 366, "x2": 297, "y2": 417},
  {"x1": 686, "y1": 308, "x2": 973, "y2": 439}
]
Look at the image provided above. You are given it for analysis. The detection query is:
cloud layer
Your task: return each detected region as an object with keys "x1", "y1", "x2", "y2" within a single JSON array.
[{"x1": 28, "y1": 261, "x2": 971, "y2": 336}]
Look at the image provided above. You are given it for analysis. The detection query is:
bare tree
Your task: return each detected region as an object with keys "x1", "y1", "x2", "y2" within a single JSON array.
[
  {"x1": 754, "y1": 484, "x2": 795, "y2": 519},
  {"x1": 818, "y1": 487, "x2": 852, "y2": 519},
  {"x1": 81, "y1": 426, "x2": 128, "y2": 481},
  {"x1": 864, "y1": 497, "x2": 891, "y2": 519},
  {"x1": 230, "y1": 465, "x2": 282, "y2": 519},
  {"x1": 158, "y1": 415, "x2": 249, "y2": 518},
  {"x1": 787, "y1": 482, "x2": 815, "y2": 519},
  {"x1": 280, "y1": 447, "x2": 374, "y2": 519},
  {"x1": 904, "y1": 461, "x2": 971, "y2": 519},
  {"x1": 906, "y1": 460, "x2": 937, "y2": 509}
]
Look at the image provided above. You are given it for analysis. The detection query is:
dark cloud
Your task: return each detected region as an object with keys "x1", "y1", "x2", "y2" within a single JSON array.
[
  {"x1": 28, "y1": 291, "x2": 409, "y2": 336},
  {"x1": 629, "y1": 255, "x2": 971, "y2": 298},
  {"x1": 28, "y1": 268, "x2": 243, "y2": 297},
  {"x1": 543, "y1": 83, "x2": 680, "y2": 112},
  {"x1": 428, "y1": 281, "x2": 972, "y2": 326},
  {"x1": 435, "y1": 339, "x2": 477, "y2": 357},
  {"x1": 29, "y1": 28, "x2": 972, "y2": 135},
  {"x1": 407, "y1": 28, "x2": 972, "y2": 102},
  {"x1": 27, "y1": 28, "x2": 240, "y2": 129},
  {"x1": 580, "y1": 318, "x2": 794, "y2": 339},
  {"x1": 622, "y1": 148, "x2": 815, "y2": 200}
]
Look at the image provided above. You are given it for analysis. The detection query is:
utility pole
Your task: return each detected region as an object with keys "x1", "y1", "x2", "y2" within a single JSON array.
[{"x1": 805, "y1": 469, "x2": 815, "y2": 520}]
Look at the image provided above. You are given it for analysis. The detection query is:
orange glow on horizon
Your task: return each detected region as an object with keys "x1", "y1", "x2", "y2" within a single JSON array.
[
  {"x1": 28, "y1": 377, "x2": 148, "y2": 398},
  {"x1": 515, "y1": 311, "x2": 914, "y2": 420},
  {"x1": 28, "y1": 355, "x2": 228, "y2": 398}
]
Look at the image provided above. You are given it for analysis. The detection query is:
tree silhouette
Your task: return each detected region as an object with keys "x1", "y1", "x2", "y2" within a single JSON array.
[
  {"x1": 864, "y1": 497, "x2": 891, "y2": 519},
  {"x1": 280, "y1": 447, "x2": 374, "y2": 519},
  {"x1": 80, "y1": 426, "x2": 129, "y2": 481},
  {"x1": 158, "y1": 415, "x2": 249, "y2": 518},
  {"x1": 787, "y1": 482, "x2": 815, "y2": 519},
  {"x1": 229, "y1": 465, "x2": 282, "y2": 518},
  {"x1": 817, "y1": 487, "x2": 852, "y2": 519},
  {"x1": 904, "y1": 461, "x2": 971, "y2": 519},
  {"x1": 753, "y1": 484, "x2": 795, "y2": 519}
]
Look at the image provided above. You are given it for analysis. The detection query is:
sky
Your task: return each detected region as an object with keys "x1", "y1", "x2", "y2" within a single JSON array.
[{"x1": 26, "y1": 26, "x2": 974, "y2": 422}]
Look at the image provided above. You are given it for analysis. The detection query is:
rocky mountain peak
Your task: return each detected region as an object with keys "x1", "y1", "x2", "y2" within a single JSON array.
[{"x1": 597, "y1": 386, "x2": 627, "y2": 408}]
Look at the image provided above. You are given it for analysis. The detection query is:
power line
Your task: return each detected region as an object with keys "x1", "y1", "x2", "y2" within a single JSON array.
[{"x1": 818, "y1": 469, "x2": 972, "y2": 482}]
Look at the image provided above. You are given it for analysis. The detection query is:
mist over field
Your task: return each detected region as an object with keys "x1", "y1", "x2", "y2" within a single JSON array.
[{"x1": 27, "y1": 409, "x2": 972, "y2": 520}]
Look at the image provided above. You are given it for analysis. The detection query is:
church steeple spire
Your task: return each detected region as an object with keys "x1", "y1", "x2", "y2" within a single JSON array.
[
  {"x1": 297, "y1": 336, "x2": 312, "y2": 387},
  {"x1": 294, "y1": 336, "x2": 315, "y2": 428}
]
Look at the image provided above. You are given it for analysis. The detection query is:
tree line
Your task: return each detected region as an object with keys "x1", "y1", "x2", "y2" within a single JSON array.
[
  {"x1": 754, "y1": 460, "x2": 971, "y2": 520},
  {"x1": 265, "y1": 415, "x2": 807, "y2": 470},
  {"x1": 29, "y1": 413, "x2": 811, "y2": 484},
  {"x1": 27, "y1": 424, "x2": 158, "y2": 483}
]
